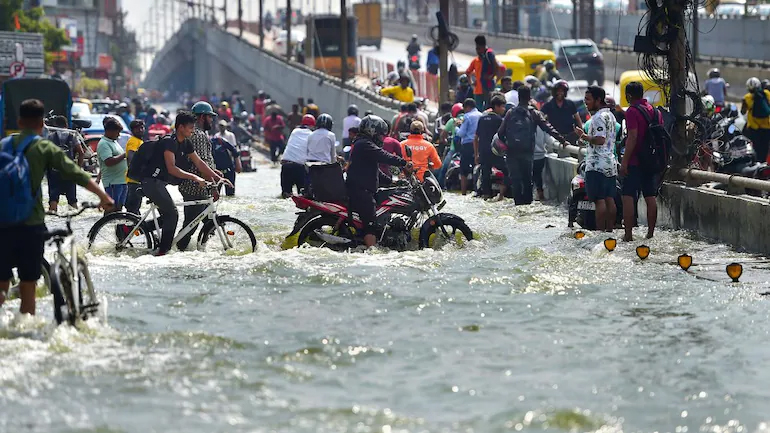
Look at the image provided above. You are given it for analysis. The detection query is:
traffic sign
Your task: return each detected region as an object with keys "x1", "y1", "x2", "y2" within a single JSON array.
[{"x1": 9, "y1": 62, "x2": 26, "y2": 78}]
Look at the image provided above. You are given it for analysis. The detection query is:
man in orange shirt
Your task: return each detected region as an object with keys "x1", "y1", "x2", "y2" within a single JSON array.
[
  {"x1": 465, "y1": 35, "x2": 502, "y2": 110},
  {"x1": 400, "y1": 120, "x2": 442, "y2": 181}
]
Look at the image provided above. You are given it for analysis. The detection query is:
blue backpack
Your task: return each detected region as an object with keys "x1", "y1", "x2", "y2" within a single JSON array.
[{"x1": 0, "y1": 134, "x2": 40, "y2": 225}]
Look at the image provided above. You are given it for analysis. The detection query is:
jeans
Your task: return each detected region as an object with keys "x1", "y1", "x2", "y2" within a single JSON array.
[
  {"x1": 125, "y1": 182, "x2": 144, "y2": 215},
  {"x1": 177, "y1": 191, "x2": 209, "y2": 251},
  {"x1": 141, "y1": 178, "x2": 178, "y2": 254},
  {"x1": 105, "y1": 183, "x2": 128, "y2": 211},
  {"x1": 47, "y1": 170, "x2": 77, "y2": 206},
  {"x1": 437, "y1": 151, "x2": 455, "y2": 189},
  {"x1": 532, "y1": 158, "x2": 546, "y2": 190},
  {"x1": 506, "y1": 156, "x2": 534, "y2": 205}
]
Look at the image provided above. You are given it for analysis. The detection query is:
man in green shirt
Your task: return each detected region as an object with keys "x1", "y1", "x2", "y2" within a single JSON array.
[
  {"x1": 97, "y1": 117, "x2": 128, "y2": 212},
  {"x1": 0, "y1": 99, "x2": 113, "y2": 316}
]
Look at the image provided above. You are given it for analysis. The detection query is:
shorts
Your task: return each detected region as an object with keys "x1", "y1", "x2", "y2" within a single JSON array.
[
  {"x1": 47, "y1": 170, "x2": 77, "y2": 205},
  {"x1": 622, "y1": 165, "x2": 659, "y2": 198},
  {"x1": 0, "y1": 224, "x2": 46, "y2": 281},
  {"x1": 460, "y1": 142, "x2": 475, "y2": 176},
  {"x1": 347, "y1": 186, "x2": 378, "y2": 236},
  {"x1": 105, "y1": 183, "x2": 129, "y2": 209},
  {"x1": 585, "y1": 171, "x2": 616, "y2": 201}
]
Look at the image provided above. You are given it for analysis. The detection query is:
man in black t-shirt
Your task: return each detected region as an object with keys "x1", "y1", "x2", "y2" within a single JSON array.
[
  {"x1": 473, "y1": 95, "x2": 507, "y2": 198},
  {"x1": 141, "y1": 110, "x2": 230, "y2": 256},
  {"x1": 540, "y1": 80, "x2": 583, "y2": 145}
]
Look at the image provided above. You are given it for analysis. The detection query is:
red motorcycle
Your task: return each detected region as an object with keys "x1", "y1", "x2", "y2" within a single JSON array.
[{"x1": 286, "y1": 159, "x2": 473, "y2": 250}]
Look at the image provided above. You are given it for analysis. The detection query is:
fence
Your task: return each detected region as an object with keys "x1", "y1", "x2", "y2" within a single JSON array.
[{"x1": 356, "y1": 54, "x2": 440, "y2": 103}]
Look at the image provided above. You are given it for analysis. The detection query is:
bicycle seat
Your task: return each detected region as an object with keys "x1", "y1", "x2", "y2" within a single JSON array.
[{"x1": 44, "y1": 228, "x2": 70, "y2": 240}]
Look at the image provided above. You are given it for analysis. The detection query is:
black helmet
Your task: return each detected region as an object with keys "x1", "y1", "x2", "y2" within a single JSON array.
[
  {"x1": 316, "y1": 113, "x2": 333, "y2": 130},
  {"x1": 708, "y1": 68, "x2": 720, "y2": 79},
  {"x1": 358, "y1": 115, "x2": 389, "y2": 145},
  {"x1": 763, "y1": 79, "x2": 770, "y2": 91},
  {"x1": 397, "y1": 60, "x2": 406, "y2": 70},
  {"x1": 544, "y1": 60, "x2": 555, "y2": 71},
  {"x1": 347, "y1": 104, "x2": 359, "y2": 116},
  {"x1": 459, "y1": 74, "x2": 469, "y2": 86}
]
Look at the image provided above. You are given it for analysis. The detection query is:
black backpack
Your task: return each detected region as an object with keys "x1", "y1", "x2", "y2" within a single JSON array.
[
  {"x1": 631, "y1": 105, "x2": 671, "y2": 174},
  {"x1": 503, "y1": 106, "x2": 534, "y2": 155},
  {"x1": 127, "y1": 134, "x2": 171, "y2": 182}
]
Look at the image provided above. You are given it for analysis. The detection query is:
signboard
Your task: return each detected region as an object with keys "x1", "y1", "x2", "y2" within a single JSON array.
[
  {"x1": 59, "y1": 17, "x2": 78, "y2": 52},
  {"x1": 0, "y1": 31, "x2": 44, "y2": 78}
]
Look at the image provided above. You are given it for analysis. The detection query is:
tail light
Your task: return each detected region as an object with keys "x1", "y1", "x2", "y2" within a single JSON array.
[
  {"x1": 757, "y1": 167, "x2": 770, "y2": 179},
  {"x1": 410, "y1": 55, "x2": 418, "y2": 62}
]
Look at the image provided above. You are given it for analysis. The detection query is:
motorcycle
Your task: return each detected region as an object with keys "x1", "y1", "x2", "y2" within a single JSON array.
[
  {"x1": 408, "y1": 54, "x2": 420, "y2": 71},
  {"x1": 472, "y1": 163, "x2": 507, "y2": 197},
  {"x1": 443, "y1": 152, "x2": 462, "y2": 191},
  {"x1": 707, "y1": 116, "x2": 770, "y2": 194},
  {"x1": 286, "y1": 149, "x2": 473, "y2": 251},
  {"x1": 567, "y1": 161, "x2": 625, "y2": 230}
]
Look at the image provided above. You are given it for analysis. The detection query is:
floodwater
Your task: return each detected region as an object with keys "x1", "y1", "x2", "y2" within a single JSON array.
[{"x1": 2, "y1": 155, "x2": 770, "y2": 433}]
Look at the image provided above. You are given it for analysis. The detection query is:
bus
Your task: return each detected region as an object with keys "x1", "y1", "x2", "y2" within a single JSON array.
[{"x1": 304, "y1": 15, "x2": 357, "y2": 79}]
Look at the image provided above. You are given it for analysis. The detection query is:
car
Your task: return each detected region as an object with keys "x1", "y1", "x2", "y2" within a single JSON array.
[
  {"x1": 90, "y1": 98, "x2": 117, "y2": 114},
  {"x1": 273, "y1": 29, "x2": 301, "y2": 55},
  {"x1": 552, "y1": 39, "x2": 604, "y2": 86},
  {"x1": 81, "y1": 113, "x2": 131, "y2": 151},
  {"x1": 548, "y1": 0, "x2": 574, "y2": 12},
  {"x1": 72, "y1": 101, "x2": 91, "y2": 117}
]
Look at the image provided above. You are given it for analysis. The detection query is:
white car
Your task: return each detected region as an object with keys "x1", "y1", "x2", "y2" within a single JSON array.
[
  {"x1": 72, "y1": 102, "x2": 91, "y2": 117},
  {"x1": 273, "y1": 29, "x2": 301, "y2": 55}
]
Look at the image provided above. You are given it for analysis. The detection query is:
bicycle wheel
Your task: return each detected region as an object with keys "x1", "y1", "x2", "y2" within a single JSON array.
[
  {"x1": 50, "y1": 262, "x2": 76, "y2": 326},
  {"x1": 76, "y1": 257, "x2": 99, "y2": 321},
  {"x1": 87, "y1": 212, "x2": 155, "y2": 254},
  {"x1": 197, "y1": 216, "x2": 257, "y2": 254}
]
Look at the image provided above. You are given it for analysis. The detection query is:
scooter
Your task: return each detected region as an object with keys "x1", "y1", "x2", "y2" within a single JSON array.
[
  {"x1": 472, "y1": 163, "x2": 508, "y2": 197},
  {"x1": 239, "y1": 143, "x2": 254, "y2": 172},
  {"x1": 408, "y1": 54, "x2": 420, "y2": 71},
  {"x1": 567, "y1": 161, "x2": 625, "y2": 230}
]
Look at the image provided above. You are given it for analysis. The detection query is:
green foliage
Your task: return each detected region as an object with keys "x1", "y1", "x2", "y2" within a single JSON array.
[{"x1": 0, "y1": 1, "x2": 71, "y2": 58}]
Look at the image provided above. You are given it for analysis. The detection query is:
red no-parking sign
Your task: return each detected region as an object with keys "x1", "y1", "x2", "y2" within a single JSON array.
[{"x1": 9, "y1": 61, "x2": 26, "y2": 78}]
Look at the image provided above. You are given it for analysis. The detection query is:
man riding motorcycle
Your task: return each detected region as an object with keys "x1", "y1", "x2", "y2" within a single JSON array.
[
  {"x1": 539, "y1": 60, "x2": 561, "y2": 85},
  {"x1": 406, "y1": 34, "x2": 421, "y2": 58},
  {"x1": 346, "y1": 115, "x2": 414, "y2": 248}
]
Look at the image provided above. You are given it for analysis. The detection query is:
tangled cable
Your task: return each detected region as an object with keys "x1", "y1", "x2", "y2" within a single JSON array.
[{"x1": 428, "y1": 25, "x2": 459, "y2": 51}]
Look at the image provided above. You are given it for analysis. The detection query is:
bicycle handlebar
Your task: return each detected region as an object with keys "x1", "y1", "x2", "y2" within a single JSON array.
[{"x1": 46, "y1": 202, "x2": 100, "y2": 218}]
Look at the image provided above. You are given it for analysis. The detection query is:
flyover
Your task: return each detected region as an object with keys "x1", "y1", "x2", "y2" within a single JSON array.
[{"x1": 143, "y1": 19, "x2": 770, "y2": 254}]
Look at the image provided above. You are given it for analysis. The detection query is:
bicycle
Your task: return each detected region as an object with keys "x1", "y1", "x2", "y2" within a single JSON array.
[
  {"x1": 47, "y1": 203, "x2": 101, "y2": 326},
  {"x1": 87, "y1": 181, "x2": 256, "y2": 254}
]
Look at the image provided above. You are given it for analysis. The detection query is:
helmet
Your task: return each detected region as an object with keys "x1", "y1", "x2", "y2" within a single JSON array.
[
  {"x1": 397, "y1": 60, "x2": 406, "y2": 70},
  {"x1": 702, "y1": 95, "x2": 715, "y2": 114},
  {"x1": 316, "y1": 113, "x2": 333, "y2": 130},
  {"x1": 762, "y1": 79, "x2": 770, "y2": 90},
  {"x1": 191, "y1": 101, "x2": 216, "y2": 116},
  {"x1": 544, "y1": 60, "x2": 555, "y2": 71},
  {"x1": 118, "y1": 102, "x2": 128, "y2": 109},
  {"x1": 524, "y1": 75, "x2": 540, "y2": 86},
  {"x1": 157, "y1": 115, "x2": 170, "y2": 126},
  {"x1": 491, "y1": 133, "x2": 508, "y2": 157},
  {"x1": 220, "y1": 101, "x2": 229, "y2": 108},
  {"x1": 248, "y1": 114, "x2": 256, "y2": 122},
  {"x1": 411, "y1": 34, "x2": 418, "y2": 41},
  {"x1": 161, "y1": 109, "x2": 170, "y2": 117},
  {"x1": 358, "y1": 115, "x2": 389, "y2": 144},
  {"x1": 459, "y1": 74, "x2": 469, "y2": 86},
  {"x1": 747, "y1": 77, "x2": 761, "y2": 92},
  {"x1": 553, "y1": 79, "x2": 569, "y2": 93},
  {"x1": 451, "y1": 102, "x2": 463, "y2": 118},
  {"x1": 347, "y1": 104, "x2": 359, "y2": 116},
  {"x1": 301, "y1": 114, "x2": 316, "y2": 127},
  {"x1": 240, "y1": 110, "x2": 249, "y2": 119},
  {"x1": 708, "y1": 68, "x2": 720, "y2": 79}
]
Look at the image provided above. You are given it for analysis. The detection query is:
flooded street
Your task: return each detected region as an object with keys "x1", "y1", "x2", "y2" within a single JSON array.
[{"x1": 2, "y1": 155, "x2": 770, "y2": 433}]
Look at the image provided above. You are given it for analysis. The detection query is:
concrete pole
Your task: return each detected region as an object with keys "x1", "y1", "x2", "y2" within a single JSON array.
[
  {"x1": 667, "y1": 0, "x2": 688, "y2": 167},
  {"x1": 341, "y1": 0, "x2": 348, "y2": 86},
  {"x1": 439, "y1": 0, "x2": 449, "y2": 105},
  {"x1": 238, "y1": 0, "x2": 244, "y2": 38},
  {"x1": 287, "y1": 0, "x2": 292, "y2": 60},
  {"x1": 259, "y1": 0, "x2": 264, "y2": 48},
  {"x1": 223, "y1": 0, "x2": 228, "y2": 29}
]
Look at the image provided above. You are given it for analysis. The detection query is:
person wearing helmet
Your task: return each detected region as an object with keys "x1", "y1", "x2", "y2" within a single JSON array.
[
  {"x1": 280, "y1": 114, "x2": 316, "y2": 198},
  {"x1": 541, "y1": 80, "x2": 582, "y2": 145},
  {"x1": 347, "y1": 115, "x2": 413, "y2": 247},
  {"x1": 455, "y1": 74, "x2": 474, "y2": 104},
  {"x1": 342, "y1": 105, "x2": 362, "y2": 154},
  {"x1": 701, "y1": 95, "x2": 716, "y2": 119},
  {"x1": 307, "y1": 113, "x2": 337, "y2": 164},
  {"x1": 381, "y1": 74, "x2": 415, "y2": 103},
  {"x1": 176, "y1": 101, "x2": 223, "y2": 251},
  {"x1": 407, "y1": 34, "x2": 420, "y2": 57},
  {"x1": 539, "y1": 60, "x2": 561, "y2": 85},
  {"x1": 218, "y1": 101, "x2": 232, "y2": 121},
  {"x1": 465, "y1": 35, "x2": 502, "y2": 110},
  {"x1": 741, "y1": 77, "x2": 770, "y2": 163},
  {"x1": 303, "y1": 98, "x2": 320, "y2": 118},
  {"x1": 704, "y1": 68, "x2": 727, "y2": 108},
  {"x1": 263, "y1": 109, "x2": 287, "y2": 165}
]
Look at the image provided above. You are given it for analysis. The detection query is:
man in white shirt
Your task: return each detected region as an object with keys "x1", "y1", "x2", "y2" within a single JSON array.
[
  {"x1": 306, "y1": 113, "x2": 337, "y2": 163},
  {"x1": 280, "y1": 114, "x2": 316, "y2": 198},
  {"x1": 214, "y1": 120, "x2": 237, "y2": 146},
  {"x1": 342, "y1": 105, "x2": 361, "y2": 151}
]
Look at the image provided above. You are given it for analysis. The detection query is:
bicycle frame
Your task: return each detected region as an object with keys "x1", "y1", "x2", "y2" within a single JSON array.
[
  {"x1": 50, "y1": 223, "x2": 81, "y2": 319},
  {"x1": 117, "y1": 197, "x2": 234, "y2": 251}
]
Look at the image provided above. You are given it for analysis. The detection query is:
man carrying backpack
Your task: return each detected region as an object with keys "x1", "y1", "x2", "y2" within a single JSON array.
[
  {"x1": 45, "y1": 115, "x2": 84, "y2": 212},
  {"x1": 741, "y1": 77, "x2": 770, "y2": 163},
  {"x1": 496, "y1": 86, "x2": 567, "y2": 205},
  {"x1": 465, "y1": 35, "x2": 502, "y2": 110},
  {"x1": 620, "y1": 81, "x2": 668, "y2": 242},
  {"x1": 0, "y1": 99, "x2": 114, "y2": 316}
]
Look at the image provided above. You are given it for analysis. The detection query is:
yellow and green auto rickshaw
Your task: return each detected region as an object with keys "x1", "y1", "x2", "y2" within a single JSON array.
[
  {"x1": 618, "y1": 70, "x2": 666, "y2": 108},
  {"x1": 506, "y1": 48, "x2": 556, "y2": 76},
  {"x1": 496, "y1": 54, "x2": 527, "y2": 83}
]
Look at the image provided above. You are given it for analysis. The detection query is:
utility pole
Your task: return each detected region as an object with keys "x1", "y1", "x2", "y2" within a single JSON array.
[
  {"x1": 221, "y1": 0, "x2": 227, "y2": 29},
  {"x1": 287, "y1": 0, "x2": 292, "y2": 60},
  {"x1": 571, "y1": 0, "x2": 578, "y2": 39},
  {"x1": 340, "y1": 0, "x2": 348, "y2": 86},
  {"x1": 438, "y1": 0, "x2": 449, "y2": 104},
  {"x1": 667, "y1": 0, "x2": 688, "y2": 165},
  {"x1": 259, "y1": 0, "x2": 264, "y2": 48},
  {"x1": 238, "y1": 0, "x2": 244, "y2": 38},
  {"x1": 692, "y1": 8, "x2": 699, "y2": 59}
]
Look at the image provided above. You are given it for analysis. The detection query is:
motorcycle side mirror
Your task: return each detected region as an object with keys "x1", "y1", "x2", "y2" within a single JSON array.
[
  {"x1": 728, "y1": 124, "x2": 736, "y2": 134},
  {"x1": 404, "y1": 145, "x2": 413, "y2": 158}
]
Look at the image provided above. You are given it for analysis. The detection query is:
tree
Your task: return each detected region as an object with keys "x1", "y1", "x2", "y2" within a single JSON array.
[{"x1": 0, "y1": 0, "x2": 71, "y2": 67}]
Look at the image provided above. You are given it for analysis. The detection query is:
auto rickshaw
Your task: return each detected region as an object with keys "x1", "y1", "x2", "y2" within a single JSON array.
[
  {"x1": 507, "y1": 48, "x2": 557, "y2": 75},
  {"x1": 618, "y1": 70, "x2": 666, "y2": 108},
  {"x1": 496, "y1": 54, "x2": 527, "y2": 83},
  {"x1": 1, "y1": 78, "x2": 73, "y2": 136}
]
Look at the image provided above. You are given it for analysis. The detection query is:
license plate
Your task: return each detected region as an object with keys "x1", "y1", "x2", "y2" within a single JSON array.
[
  {"x1": 572, "y1": 63, "x2": 588, "y2": 68},
  {"x1": 577, "y1": 200, "x2": 595, "y2": 210},
  {"x1": 492, "y1": 184, "x2": 501, "y2": 191}
]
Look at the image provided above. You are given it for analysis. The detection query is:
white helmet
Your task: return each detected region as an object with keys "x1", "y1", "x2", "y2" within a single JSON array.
[{"x1": 747, "y1": 77, "x2": 762, "y2": 92}]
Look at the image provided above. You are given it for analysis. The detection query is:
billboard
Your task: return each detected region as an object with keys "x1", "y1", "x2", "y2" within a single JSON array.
[{"x1": 0, "y1": 31, "x2": 45, "y2": 78}]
